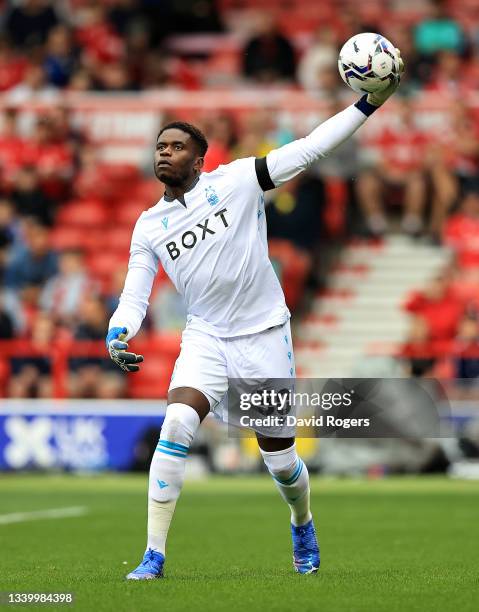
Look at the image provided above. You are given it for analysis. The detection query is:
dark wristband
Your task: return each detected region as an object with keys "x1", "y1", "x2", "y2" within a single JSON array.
[{"x1": 354, "y1": 94, "x2": 379, "y2": 117}]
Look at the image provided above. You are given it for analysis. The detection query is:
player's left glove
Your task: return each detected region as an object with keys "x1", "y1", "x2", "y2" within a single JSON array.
[
  {"x1": 106, "y1": 326, "x2": 144, "y2": 372},
  {"x1": 367, "y1": 49, "x2": 405, "y2": 107}
]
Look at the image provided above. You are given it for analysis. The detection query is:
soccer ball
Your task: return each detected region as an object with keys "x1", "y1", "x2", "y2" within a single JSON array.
[{"x1": 338, "y1": 32, "x2": 400, "y2": 94}]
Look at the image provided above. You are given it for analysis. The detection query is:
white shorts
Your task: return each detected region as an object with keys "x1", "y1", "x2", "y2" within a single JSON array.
[{"x1": 168, "y1": 320, "x2": 296, "y2": 432}]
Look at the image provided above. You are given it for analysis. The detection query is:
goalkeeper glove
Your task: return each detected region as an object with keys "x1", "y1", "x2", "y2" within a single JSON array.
[
  {"x1": 106, "y1": 326, "x2": 144, "y2": 372},
  {"x1": 367, "y1": 49, "x2": 405, "y2": 107}
]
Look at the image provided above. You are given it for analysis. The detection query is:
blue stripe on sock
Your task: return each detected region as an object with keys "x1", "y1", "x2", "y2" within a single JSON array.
[
  {"x1": 273, "y1": 460, "x2": 304, "y2": 486},
  {"x1": 158, "y1": 440, "x2": 189, "y2": 453},
  {"x1": 156, "y1": 448, "x2": 187, "y2": 458}
]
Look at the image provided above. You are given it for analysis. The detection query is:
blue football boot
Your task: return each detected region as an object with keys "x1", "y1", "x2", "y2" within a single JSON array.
[
  {"x1": 126, "y1": 549, "x2": 165, "y2": 580},
  {"x1": 291, "y1": 519, "x2": 320, "y2": 574}
]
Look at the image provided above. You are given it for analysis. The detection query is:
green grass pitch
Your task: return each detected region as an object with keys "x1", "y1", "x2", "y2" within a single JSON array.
[{"x1": 1, "y1": 474, "x2": 478, "y2": 611}]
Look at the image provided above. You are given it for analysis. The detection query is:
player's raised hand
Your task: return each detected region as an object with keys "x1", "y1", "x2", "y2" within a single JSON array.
[
  {"x1": 367, "y1": 49, "x2": 405, "y2": 107},
  {"x1": 106, "y1": 326, "x2": 144, "y2": 372}
]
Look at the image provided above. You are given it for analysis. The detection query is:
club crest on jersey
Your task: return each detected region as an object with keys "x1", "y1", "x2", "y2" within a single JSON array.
[
  {"x1": 161, "y1": 216, "x2": 169, "y2": 229},
  {"x1": 205, "y1": 186, "x2": 219, "y2": 206}
]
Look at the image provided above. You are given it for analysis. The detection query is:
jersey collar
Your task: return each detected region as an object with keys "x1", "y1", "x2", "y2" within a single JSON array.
[{"x1": 163, "y1": 174, "x2": 201, "y2": 207}]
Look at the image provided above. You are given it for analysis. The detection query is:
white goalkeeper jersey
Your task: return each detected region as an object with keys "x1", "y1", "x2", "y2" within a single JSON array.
[{"x1": 109, "y1": 100, "x2": 373, "y2": 340}]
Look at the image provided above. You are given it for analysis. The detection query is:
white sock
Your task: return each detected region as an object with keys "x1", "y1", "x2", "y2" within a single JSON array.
[
  {"x1": 147, "y1": 403, "x2": 200, "y2": 555},
  {"x1": 260, "y1": 443, "x2": 312, "y2": 527}
]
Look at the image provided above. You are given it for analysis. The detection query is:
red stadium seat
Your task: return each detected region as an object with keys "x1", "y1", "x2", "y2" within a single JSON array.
[
  {"x1": 116, "y1": 201, "x2": 148, "y2": 226},
  {"x1": 50, "y1": 226, "x2": 89, "y2": 251},
  {"x1": 105, "y1": 227, "x2": 135, "y2": 251},
  {"x1": 128, "y1": 355, "x2": 177, "y2": 399},
  {"x1": 56, "y1": 200, "x2": 108, "y2": 228},
  {"x1": 87, "y1": 252, "x2": 129, "y2": 278}
]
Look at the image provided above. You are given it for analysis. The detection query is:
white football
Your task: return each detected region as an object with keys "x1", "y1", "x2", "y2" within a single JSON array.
[{"x1": 338, "y1": 32, "x2": 400, "y2": 94}]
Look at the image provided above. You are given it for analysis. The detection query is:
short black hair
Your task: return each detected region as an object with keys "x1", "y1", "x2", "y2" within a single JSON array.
[{"x1": 157, "y1": 121, "x2": 208, "y2": 156}]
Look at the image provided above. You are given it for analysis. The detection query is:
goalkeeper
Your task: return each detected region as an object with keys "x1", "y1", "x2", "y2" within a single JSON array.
[{"x1": 106, "y1": 55, "x2": 403, "y2": 580}]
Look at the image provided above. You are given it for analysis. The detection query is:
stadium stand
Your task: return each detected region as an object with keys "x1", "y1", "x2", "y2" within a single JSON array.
[{"x1": 1, "y1": 0, "x2": 479, "y2": 397}]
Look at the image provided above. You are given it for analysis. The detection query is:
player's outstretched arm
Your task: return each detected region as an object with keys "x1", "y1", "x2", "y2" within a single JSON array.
[
  {"x1": 263, "y1": 51, "x2": 404, "y2": 189},
  {"x1": 106, "y1": 215, "x2": 158, "y2": 371}
]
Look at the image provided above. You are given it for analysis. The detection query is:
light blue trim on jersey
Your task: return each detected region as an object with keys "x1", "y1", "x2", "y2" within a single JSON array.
[{"x1": 273, "y1": 460, "x2": 303, "y2": 486}]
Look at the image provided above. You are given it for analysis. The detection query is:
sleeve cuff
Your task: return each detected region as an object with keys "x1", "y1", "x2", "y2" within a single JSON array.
[{"x1": 354, "y1": 94, "x2": 379, "y2": 117}]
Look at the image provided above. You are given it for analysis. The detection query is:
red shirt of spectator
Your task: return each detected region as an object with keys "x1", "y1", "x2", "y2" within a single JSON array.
[
  {"x1": 426, "y1": 51, "x2": 477, "y2": 97},
  {"x1": 404, "y1": 276, "x2": 465, "y2": 341},
  {"x1": 203, "y1": 142, "x2": 231, "y2": 172},
  {"x1": 365, "y1": 101, "x2": 430, "y2": 179},
  {"x1": 443, "y1": 191, "x2": 479, "y2": 268},
  {"x1": 0, "y1": 38, "x2": 27, "y2": 91},
  {"x1": 21, "y1": 118, "x2": 73, "y2": 199},
  {"x1": 75, "y1": 6, "x2": 124, "y2": 65},
  {"x1": 433, "y1": 103, "x2": 479, "y2": 176},
  {"x1": 0, "y1": 56, "x2": 27, "y2": 91},
  {"x1": 0, "y1": 110, "x2": 25, "y2": 189}
]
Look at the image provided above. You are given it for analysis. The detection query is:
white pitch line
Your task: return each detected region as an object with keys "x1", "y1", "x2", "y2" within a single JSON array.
[{"x1": 0, "y1": 506, "x2": 88, "y2": 525}]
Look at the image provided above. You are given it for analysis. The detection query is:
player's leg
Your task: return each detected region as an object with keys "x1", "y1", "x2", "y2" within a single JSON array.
[
  {"x1": 401, "y1": 170, "x2": 426, "y2": 236},
  {"x1": 228, "y1": 321, "x2": 319, "y2": 573},
  {"x1": 257, "y1": 435, "x2": 312, "y2": 527},
  {"x1": 126, "y1": 329, "x2": 227, "y2": 580},
  {"x1": 356, "y1": 168, "x2": 388, "y2": 236},
  {"x1": 257, "y1": 434, "x2": 319, "y2": 574}
]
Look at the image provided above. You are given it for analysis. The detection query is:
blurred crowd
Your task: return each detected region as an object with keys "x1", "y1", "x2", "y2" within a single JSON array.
[
  {"x1": 0, "y1": 0, "x2": 478, "y2": 94},
  {"x1": 1, "y1": 0, "x2": 479, "y2": 396}
]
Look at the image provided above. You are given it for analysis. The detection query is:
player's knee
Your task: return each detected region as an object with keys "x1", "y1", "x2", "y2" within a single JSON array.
[
  {"x1": 260, "y1": 443, "x2": 298, "y2": 478},
  {"x1": 160, "y1": 402, "x2": 201, "y2": 447}
]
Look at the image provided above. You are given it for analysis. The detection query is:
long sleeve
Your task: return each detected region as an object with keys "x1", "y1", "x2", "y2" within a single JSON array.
[
  {"x1": 266, "y1": 100, "x2": 375, "y2": 187},
  {"x1": 108, "y1": 215, "x2": 158, "y2": 341}
]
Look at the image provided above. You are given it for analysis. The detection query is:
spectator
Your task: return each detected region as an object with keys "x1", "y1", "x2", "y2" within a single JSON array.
[
  {"x1": 47, "y1": 105, "x2": 86, "y2": 169},
  {"x1": 69, "y1": 295, "x2": 125, "y2": 399},
  {"x1": 5, "y1": 0, "x2": 60, "y2": 50},
  {"x1": 242, "y1": 13, "x2": 296, "y2": 83},
  {"x1": 404, "y1": 272, "x2": 465, "y2": 342},
  {"x1": 40, "y1": 249, "x2": 95, "y2": 326},
  {"x1": 203, "y1": 113, "x2": 237, "y2": 172},
  {"x1": 68, "y1": 67, "x2": 94, "y2": 91},
  {"x1": 454, "y1": 315, "x2": 479, "y2": 393},
  {"x1": 383, "y1": 24, "x2": 423, "y2": 93},
  {"x1": 307, "y1": 97, "x2": 361, "y2": 236},
  {"x1": 0, "y1": 198, "x2": 16, "y2": 260},
  {"x1": 75, "y1": 5, "x2": 125, "y2": 67},
  {"x1": 4, "y1": 221, "x2": 58, "y2": 292},
  {"x1": 7, "y1": 61, "x2": 57, "y2": 104},
  {"x1": 150, "y1": 280, "x2": 187, "y2": 332},
  {"x1": 414, "y1": 0, "x2": 466, "y2": 57},
  {"x1": 108, "y1": 0, "x2": 145, "y2": 38},
  {"x1": 443, "y1": 190, "x2": 479, "y2": 269},
  {"x1": 0, "y1": 108, "x2": 24, "y2": 190},
  {"x1": 428, "y1": 101, "x2": 479, "y2": 230},
  {"x1": 22, "y1": 116, "x2": 74, "y2": 200},
  {"x1": 8, "y1": 312, "x2": 54, "y2": 398},
  {"x1": 297, "y1": 26, "x2": 338, "y2": 93},
  {"x1": 266, "y1": 175, "x2": 323, "y2": 255},
  {"x1": 95, "y1": 61, "x2": 135, "y2": 91},
  {"x1": 402, "y1": 316, "x2": 437, "y2": 378},
  {"x1": 43, "y1": 25, "x2": 78, "y2": 88},
  {"x1": 10, "y1": 166, "x2": 55, "y2": 226},
  {"x1": 0, "y1": 292, "x2": 14, "y2": 340},
  {"x1": 0, "y1": 36, "x2": 28, "y2": 91},
  {"x1": 105, "y1": 266, "x2": 127, "y2": 315},
  {"x1": 426, "y1": 50, "x2": 476, "y2": 95},
  {"x1": 356, "y1": 98, "x2": 430, "y2": 236},
  {"x1": 124, "y1": 20, "x2": 151, "y2": 89}
]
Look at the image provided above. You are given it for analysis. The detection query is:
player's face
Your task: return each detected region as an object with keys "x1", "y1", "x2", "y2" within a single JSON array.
[{"x1": 154, "y1": 129, "x2": 203, "y2": 187}]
